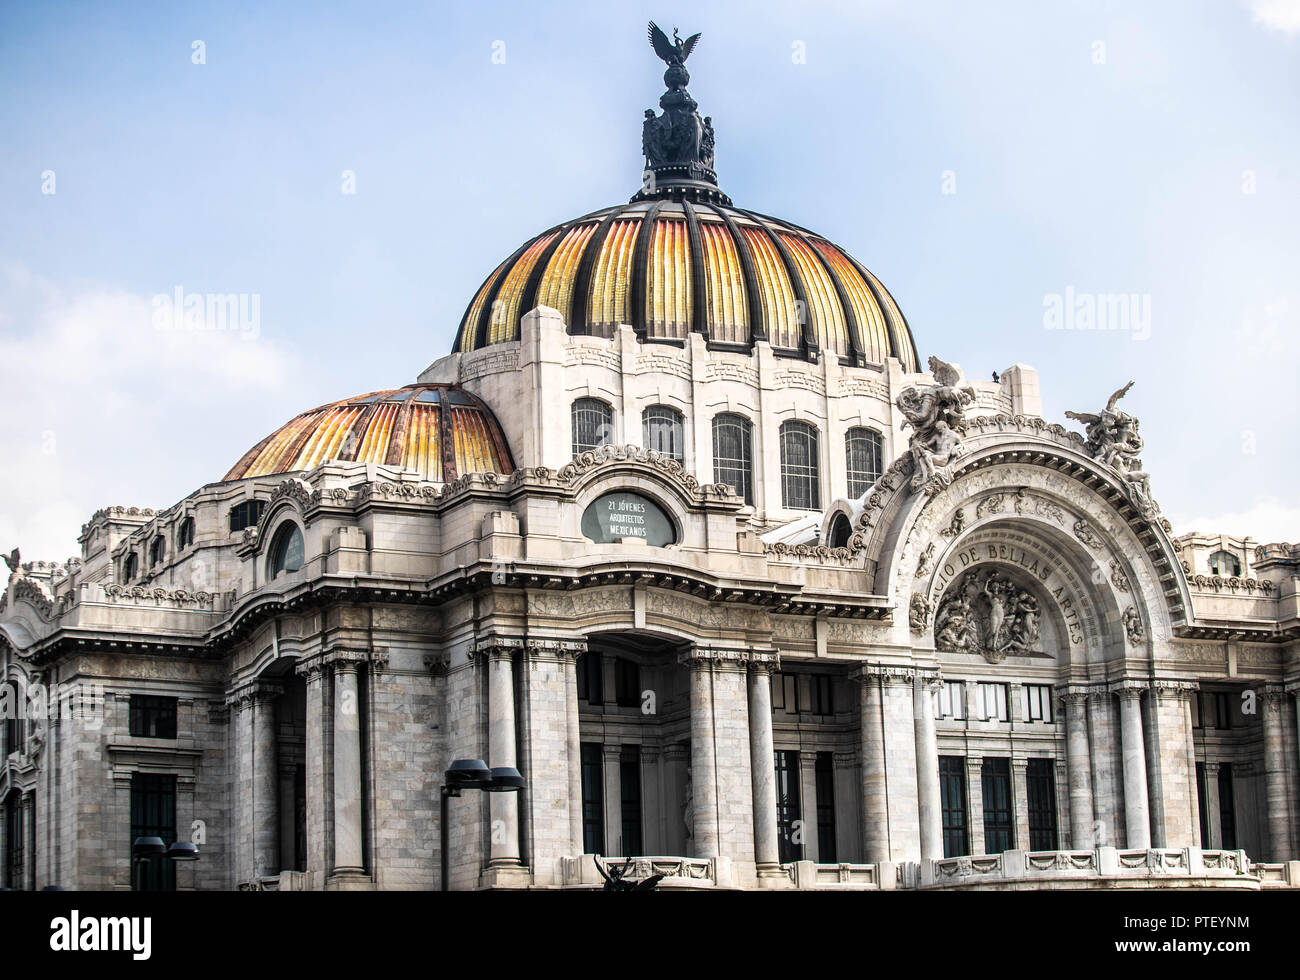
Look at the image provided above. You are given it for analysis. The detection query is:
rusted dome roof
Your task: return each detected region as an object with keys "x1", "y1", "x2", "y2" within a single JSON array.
[
  {"x1": 451, "y1": 201, "x2": 919, "y2": 373},
  {"x1": 224, "y1": 383, "x2": 513, "y2": 483}
]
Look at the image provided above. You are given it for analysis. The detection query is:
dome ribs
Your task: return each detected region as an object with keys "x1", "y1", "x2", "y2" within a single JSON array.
[
  {"x1": 704, "y1": 203, "x2": 765, "y2": 346},
  {"x1": 630, "y1": 201, "x2": 665, "y2": 341},
  {"x1": 518, "y1": 220, "x2": 577, "y2": 327},
  {"x1": 799, "y1": 232, "x2": 864, "y2": 367},
  {"x1": 735, "y1": 209, "x2": 817, "y2": 360},
  {"x1": 470, "y1": 237, "x2": 536, "y2": 351},
  {"x1": 845, "y1": 253, "x2": 921, "y2": 372},
  {"x1": 680, "y1": 199, "x2": 710, "y2": 342},
  {"x1": 569, "y1": 208, "x2": 622, "y2": 336}
]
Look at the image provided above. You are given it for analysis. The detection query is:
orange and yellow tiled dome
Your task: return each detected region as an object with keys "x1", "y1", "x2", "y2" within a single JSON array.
[
  {"x1": 452, "y1": 201, "x2": 919, "y2": 372},
  {"x1": 224, "y1": 383, "x2": 513, "y2": 483}
]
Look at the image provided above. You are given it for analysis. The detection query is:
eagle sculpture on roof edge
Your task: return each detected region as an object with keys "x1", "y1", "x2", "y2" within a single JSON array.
[{"x1": 648, "y1": 21, "x2": 701, "y2": 65}]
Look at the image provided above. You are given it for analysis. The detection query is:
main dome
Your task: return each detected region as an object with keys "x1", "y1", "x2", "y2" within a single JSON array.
[
  {"x1": 452, "y1": 201, "x2": 919, "y2": 373},
  {"x1": 224, "y1": 383, "x2": 513, "y2": 483}
]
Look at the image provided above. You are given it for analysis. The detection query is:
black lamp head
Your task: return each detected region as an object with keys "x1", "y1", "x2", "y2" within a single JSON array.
[
  {"x1": 485, "y1": 766, "x2": 526, "y2": 793},
  {"x1": 167, "y1": 841, "x2": 201, "y2": 862},
  {"x1": 132, "y1": 836, "x2": 166, "y2": 858},
  {"x1": 445, "y1": 758, "x2": 491, "y2": 786}
]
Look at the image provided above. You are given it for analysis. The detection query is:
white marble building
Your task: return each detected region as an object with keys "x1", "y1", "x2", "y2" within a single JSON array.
[{"x1": 2, "y1": 34, "x2": 1298, "y2": 892}]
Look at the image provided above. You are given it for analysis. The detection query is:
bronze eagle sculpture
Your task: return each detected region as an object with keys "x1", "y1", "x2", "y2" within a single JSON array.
[{"x1": 648, "y1": 21, "x2": 701, "y2": 66}]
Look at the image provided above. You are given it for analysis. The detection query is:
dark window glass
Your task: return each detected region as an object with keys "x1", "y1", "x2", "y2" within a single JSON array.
[
  {"x1": 576, "y1": 652, "x2": 603, "y2": 705},
  {"x1": 130, "y1": 773, "x2": 177, "y2": 891},
  {"x1": 779, "y1": 421, "x2": 820, "y2": 510},
  {"x1": 571, "y1": 398, "x2": 613, "y2": 457},
  {"x1": 940, "y1": 756, "x2": 969, "y2": 857},
  {"x1": 122, "y1": 552, "x2": 138, "y2": 581},
  {"x1": 810, "y1": 675, "x2": 833, "y2": 716},
  {"x1": 614, "y1": 658, "x2": 640, "y2": 708},
  {"x1": 2, "y1": 682, "x2": 23, "y2": 757},
  {"x1": 579, "y1": 743, "x2": 604, "y2": 855},
  {"x1": 1196, "y1": 763, "x2": 1209, "y2": 848},
  {"x1": 1026, "y1": 759, "x2": 1058, "y2": 850},
  {"x1": 177, "y1": 516, "x2": 195, "y2": 550},
  {"x1": 229, "y1": 500, "x2": 265, "y2": 533},
  {"x1": 845, "y1": 427, "x2": 883, "y2": 498},
  {"x1": 619, "y1": 744, "x2": 642, "y2": 856},
  {"x1": 1218, "y1": 764, "x2": 1236, "y2": 850},
  {"x1": 149, "y1": 536, "x2": 166, "y2": 567},
  {"x1": 642, "y1": 406, "x2": 684, "y2": 463},
  {"x1": 828, "y1": 513, "x2": 852, "y2": 548},
  {"x1": 981, "y1": 758, "x2": 1014, "y2": 854},
  {"x1": 268, "y1": 522, "x2": 305, "y2": 578},
  {"x1": 711, "y1": 413, "x2": 753, "y2": 505},
  {"x1": 4, "y1": 794, "x2": 23, "y2": 890},
  {"x1": 1213, "y1": 692, "x2": 1231, "y2": 729},
  {"x1": 1207, "y1": 550, "x2": 1241, "y2": 577},
  {"x1": 774, "y1": 749, "x2": 802, "y2": 863},
  {"x1": 129, "y1": 695, "x2": 178, "y2": 739},
  {"x1": 815, "y1": 752, "x2": 836, "y2": 863}
]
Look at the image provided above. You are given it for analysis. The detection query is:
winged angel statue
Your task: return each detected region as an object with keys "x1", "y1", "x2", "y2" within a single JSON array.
[
  {"x1": 1065, "y1": 381, "x2": 1156, "y2": 516},
  {"x1": 647, "y1": 21, "x2": 701, "y2": 66},
  {"x1": 895, "y1": 356, "x2": 976, "y2": 493}
]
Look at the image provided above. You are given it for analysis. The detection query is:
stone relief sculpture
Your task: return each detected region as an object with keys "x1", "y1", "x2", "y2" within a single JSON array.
[
  {"x1": 909, "y1": 592, "x2": 932, "y2": 634},
  {"x1": 1122, "y1": 606, "x2": 1145, "y2": 645},
  {"x1": 895, "y1": 356, "x2": 976, "y2": 494},
  {"x1": 933, "y1": 569, "x2": 1042, "y2": 663},
  {"x1": 1065, "y1": 381, "x2": 1157, "y2": 518}
]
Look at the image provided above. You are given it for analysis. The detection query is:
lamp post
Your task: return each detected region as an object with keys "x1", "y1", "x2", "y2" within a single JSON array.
[
  {"x1": 439, "y1": 759, "x2": 525, "y2": 891},
  {"x1": 132, "y1": 837, "x2": 200, "y2": 891}
]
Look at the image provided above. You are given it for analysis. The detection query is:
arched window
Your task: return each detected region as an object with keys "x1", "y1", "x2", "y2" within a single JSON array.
[
  {"x1": 571, "y1": 398, "x2": 613, "y2": 457},
  {"x1": 1208, "y1": 550, "x2": 1241, "y2": 577},
  {"x1": 642, "y1": 405, "x2": 685, "y2": 463},
  {"x1": 267, "y1": 523, "x2": 305, "y2": 579},
  {"x1": 177, "y1": 516, "x2": 195, "y2": 550},
  {"x1": 711, "y1": 413, "x2": 753, "y2": 505},
  {"x1": 780, "y1": 420, "x2": 821, "y2": 511},
  {"x1": 828, "y1": 512, "x2": 853, "y2": 548},
  {"x1": 229, "y1": 500, "x2": 266, "y2": 533},
  {"x1": 845, "y1": 427, "x2": 883, "y2": 498},
  {"x1": 122, "y1": 552, "x2": 138, "y2": 581},
  {"x1": 149, "y1": 535, "x2": 166, "y2": 567}
]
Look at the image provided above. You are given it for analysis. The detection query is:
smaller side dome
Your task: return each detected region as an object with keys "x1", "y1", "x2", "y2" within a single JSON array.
[{"x1": 223, "y1": 383, "x2": 514, "y2": 483}]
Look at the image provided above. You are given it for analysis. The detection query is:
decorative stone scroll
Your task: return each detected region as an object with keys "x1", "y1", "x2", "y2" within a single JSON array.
[{"x1": 933, "y1": 568, "x2": 1042, "y2": 663}]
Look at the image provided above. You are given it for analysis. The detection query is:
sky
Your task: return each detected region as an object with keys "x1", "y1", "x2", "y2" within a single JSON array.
[{"x1": 1, "y1": 0, "x2": 1297, "y2": 560}]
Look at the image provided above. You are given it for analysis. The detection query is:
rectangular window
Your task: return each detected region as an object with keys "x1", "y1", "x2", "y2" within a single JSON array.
[
  {"x1": 977, "y1": 683, "x2": 1009, "y2": 722},
  {"x1": 939, "y1": 756, "x2": 969, "y2": 858},
  {"x1": 771, "y1": 673, "x2": 799, "y2": 714},
  {"x1": 981, "y1": 758, "x2": 1014, "y2": 854},
  {"x1": 815, "y1": 752, "x2": 837, "y2": 863},
  {"x1": 809, "y1": 675, "x2": 833, "y2": 716},
  {"x1": 1026, "y1": 759, "x2": 1058, "y2": 850},
  {"x1": 576, "y1": 653, "x2": 603, "y2": 706},
  {"x1": 613, "y1": 658, "x2": 640, "y2": 709},
  {"x1": 1196, "y1": 762, "x2": 1209, "y2": 847},
  {"x1": 130, "y1": 773, "x2": 177, "y2": 891},
  {"x1": 1218, "y1": 763, "x2": 1236, "y2": 850},
  {"x1": 774, "y1": 750, "x2": 802, "y2": 864},
  {"x1": 4, "y1": 796, "x2": 23, "y2": 890},
  {"x1": 1191, "y1": 693, "x2": 1202, "y2": 728},
  {"x1": 619, "y1": 745, "x2": 642, "y2": 857},
  {"x1": 1023, "y1": 685, "x2": 1054, "y2": 723},
  {"x1": 1213, "y1": 692, "x2": 1231, "y2": 730},
  {"x1": 129, "y1": 695, "x2": 178, "y2": 739},
  {"x1": 579, "y1": 743, "x2": 604, "y2": 855},
  {"x1": 933, "y1": 680, "x2": 965, "y2": 721}
]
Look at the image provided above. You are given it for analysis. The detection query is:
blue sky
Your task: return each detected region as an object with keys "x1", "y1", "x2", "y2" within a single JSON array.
[{"x1": 1, "y1": 0, "x2": 1297, "y2": 559}]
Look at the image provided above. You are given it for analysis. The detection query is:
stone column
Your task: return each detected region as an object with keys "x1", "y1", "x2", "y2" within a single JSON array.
[
  {"x1": 603, "y1": 742, "x2": 623, "y2": 854},
  {"x1": 966, "y1": 755, "x2": 985, "y2": 856},
  {"x1": 1059, "y1": 689, "x2": 1095, "y2": 849},
  {"x1": 279, "y1": 758, "x2": 297, "y2": 873},
  {"x1": 1146, "y1": 680, "x2": 1200, "y2": 848},
  {"x1": 22, "y1": 793, "x2": 35, "y2": 891},
  {"x1": 747, "y1": 657, "x2": 781, "y2": 876},
  {"x1": 1262, "y1": 685, "x2": 1292, "y2": 862},
  {"x1": 295, "y1": 658, "x2": 329, "y2": 886},
  {"x1": 855, "y1": 667, "x2": 889, "y2": 864},
  {"x1": 1087, "y1": 687, "x2": 1120, "y2": 847},
  {"x1": 798, "y1": 752, "x2": 819, "y2": 863},
  {"x1": 684, "y1": 651, "x2": 719, "y2": 858},
  {"x1": 913, "y1": 673, "x2": 943, "y2": 861},
  {"x1": 1012, "y1": 758, "x2": 1031, "y2": 851},
  {"x1": 332, "y1": 660, "x2": 365, "y2": 875},
  {"x1": 225, "y1": 689, "x2": 255, "y2": 885},
  {"x1": 1113, "y1": 682, "x2": 1151, "y2": 849},
  {"x1": 485, "y1": 647, "x2": 521, "y2": 867},
  {"x1": 564, "y1": 653, "x2": 583, "y2": 855},
  {"x1": 252, "y1": 684, "x2": 280, "y2": 878}
]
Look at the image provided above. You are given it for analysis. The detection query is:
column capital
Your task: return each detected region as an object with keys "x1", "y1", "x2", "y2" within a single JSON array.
[
  {"x1": 1055, "y1": 685, "x2": 1091, "y2": 707},
  {"x1": 747, "y1": 650, "x2": 781, "y2": 676},
  {"x1": 225, "y1": 679, "x2": 281, "y2": 708},
  {"x1": 524, "y1": 636, "x2": 588, "y2": 662},
  {"x1": 1261, "y1": 683, "x2": 1288, "y2": 712},
  {"x1": 1109, "y1": 679, "x2": 1148, "y2": 701},
  {"x1": 678, "y1": 645, "x2": 754, "y2": 672},
  {"x1": 472, "y1": 634, "x2": 525, "y2": 662},
  {"x1": 1203, "y1": 760, "x2": 1221, "y2": 775},
  {"x1": 915, "y1": 669, "x2": 944, "y2": 694},
  {"x1": 850, "y1": 663, "x2": 916, "y2": 686},
  {"x1": 1150, "y1": 678, "x2": 1198, "y2": 701},
  {"x1": 1285, "y1": 678, "x2": 1300, "y2": 697}
]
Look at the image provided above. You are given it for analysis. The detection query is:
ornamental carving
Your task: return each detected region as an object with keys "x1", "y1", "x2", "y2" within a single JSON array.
[
  {"x1": 1065, "y1": 381, "x2": 1158, "y2": 519},
  {"x1": 938, "y1": 508, "x2": 967, "y2": 538},
  {"x1": 908, "y1": 592, "x2": 932, "y2": 635},
  {"x1": 933, "y1": 568, "x2": 1042, "y2": 663},
  {"x1": 1122, "y1": 606, "x2": 1145, "y2": 645},
  {"x1": 1109, "y1": 559, "x2": 1130, "y2": 593},
  {"x1": 895, "y1": 356, "x2": 975, "y2": 494},
  {"x1": 559, "y1": 444, "x2": 733, "y2": 500},
  {"x1": 1073, "y1": 518, "x2": 1104, "y2": 550},
  {"x1": 103, "y1": 584, "x2": 216, "y2": 607},
  {"x1": 914, "y1": 542, "x2": 935, "y2": 578}
]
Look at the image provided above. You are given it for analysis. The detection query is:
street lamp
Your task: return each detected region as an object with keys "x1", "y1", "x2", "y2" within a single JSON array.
[
  {"x1": 440, "y1": 759, "x2": 525, "y2": 891},
  {"x1": 132, "y1": 836, "x2": 200, "y2": 891}
]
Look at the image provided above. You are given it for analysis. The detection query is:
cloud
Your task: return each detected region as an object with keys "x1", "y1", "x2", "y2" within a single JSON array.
[
  {"x1": 1170, "y1": 495, "x2": 1300, "y2": 543},
  {"x1": 0, "y1": 266, "x2": 299, "y2": 560},
  {"x1": 1248, "y1": 0, "x2": 1300, "y2": 35}
]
